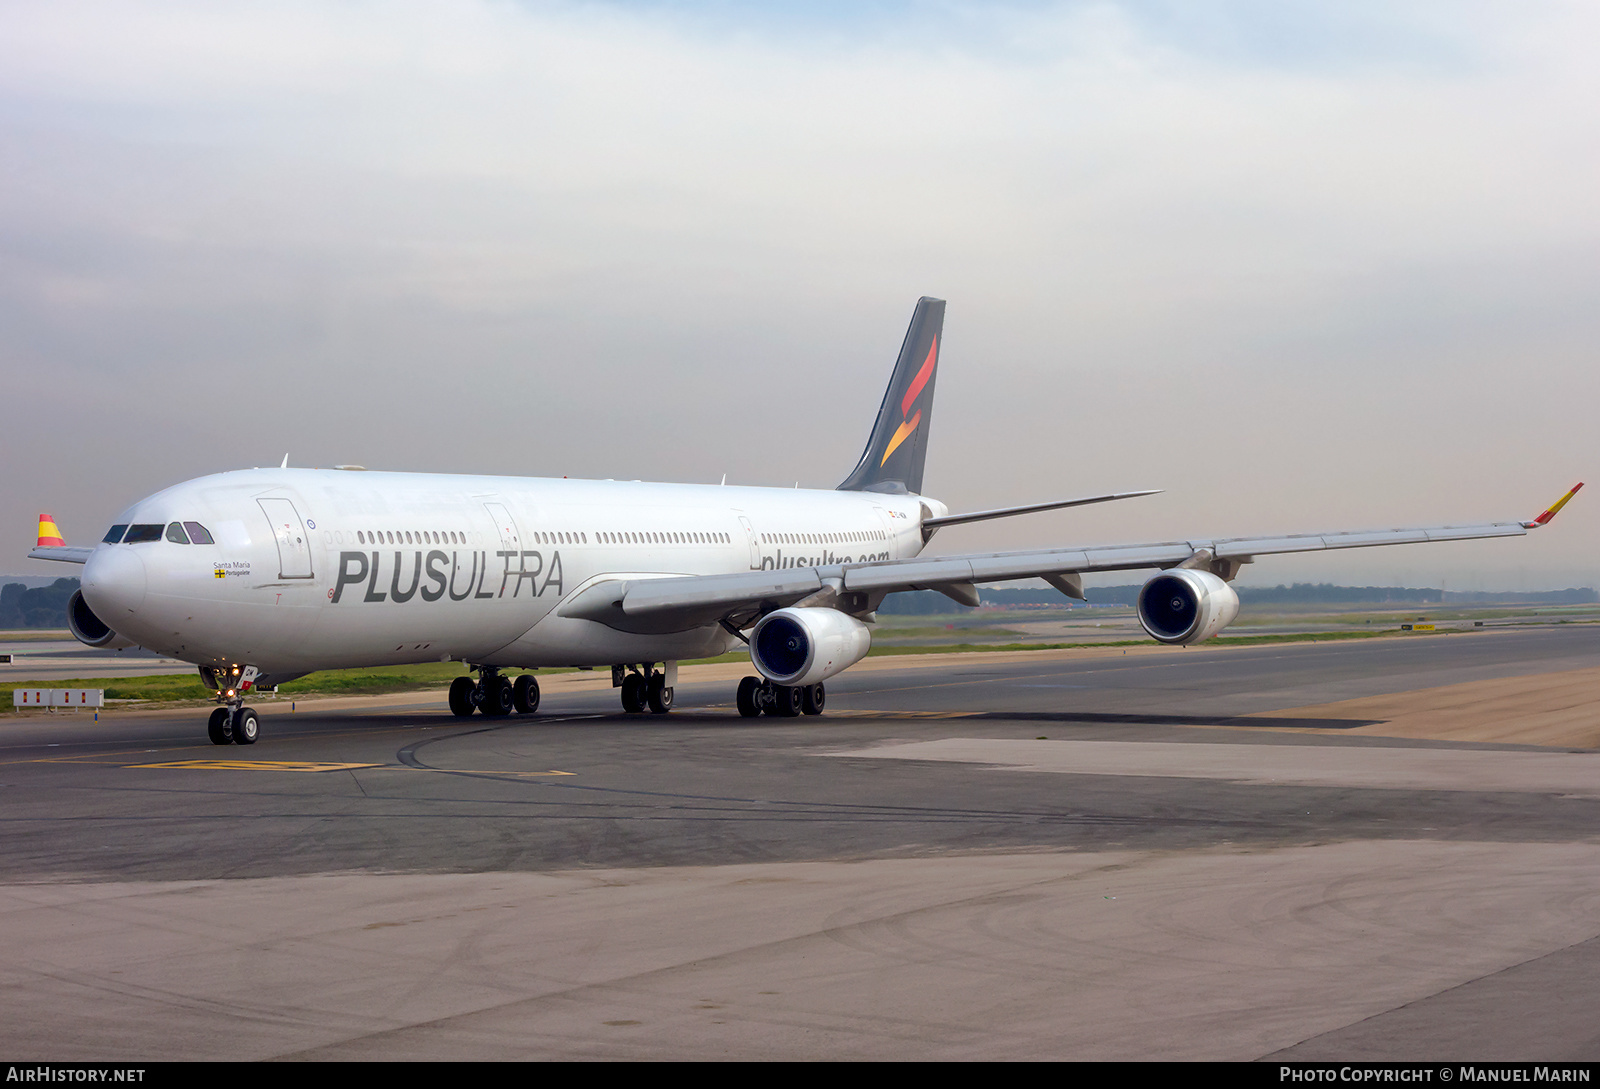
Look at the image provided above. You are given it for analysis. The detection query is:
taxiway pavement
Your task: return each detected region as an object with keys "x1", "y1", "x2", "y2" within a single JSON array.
[{"x1": 1, "y1": 626, "x2": 1596, "y2": 1060}]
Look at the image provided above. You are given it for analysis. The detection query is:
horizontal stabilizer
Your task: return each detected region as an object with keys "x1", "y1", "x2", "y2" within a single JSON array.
[{"x1": 923, "y1": 490, "x2": 1161, "y2": 530}]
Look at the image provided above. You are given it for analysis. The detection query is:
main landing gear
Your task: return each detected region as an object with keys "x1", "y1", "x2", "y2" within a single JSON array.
[
  {"x1": 449, "y1": 667, "x2": 541, "y2": 718},
  {"x1": 616, "y1": 664, "x2": 674, "y2": 714},
  {"x1": 736, "y1": 676, "x2": 825, "y2": 718}
]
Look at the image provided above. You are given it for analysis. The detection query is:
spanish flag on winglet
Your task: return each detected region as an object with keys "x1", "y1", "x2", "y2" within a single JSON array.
[{"x1": 36, "y1": 514, "x2": 65, "y2": 548}]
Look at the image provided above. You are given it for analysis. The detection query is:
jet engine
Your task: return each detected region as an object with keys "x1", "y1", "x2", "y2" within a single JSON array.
[
  {"x1": 749, "y1": 607, "x2": 872, "y2": 687},
  {"x1": 67, "y1": 589, "x2": 138, "y2": 649},
  {"x1": 1137, "y1": 569, "x2": 1240, "y2": 645}
]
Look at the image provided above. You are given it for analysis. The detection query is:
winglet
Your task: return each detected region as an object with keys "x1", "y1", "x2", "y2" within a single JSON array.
[
  {"x1": 36, "y1": 513, "x2": 65, "y2": 548},
  {"x1": 1525, "y1": 482, "x2": 1583, "y2": 528}
]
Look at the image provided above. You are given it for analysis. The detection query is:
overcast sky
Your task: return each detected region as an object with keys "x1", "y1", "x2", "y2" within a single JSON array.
[{"x1": 2, "y1": 1, "x2": 1595, "y2": 590}]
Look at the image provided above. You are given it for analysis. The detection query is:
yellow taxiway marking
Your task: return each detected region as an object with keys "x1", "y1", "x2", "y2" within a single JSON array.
[
  {"x1": 132, "y1": 760, "x2": 383, "y2": 772},
  {"x1": 127, "y1": 760, "x2": 575, "y2": 776}
]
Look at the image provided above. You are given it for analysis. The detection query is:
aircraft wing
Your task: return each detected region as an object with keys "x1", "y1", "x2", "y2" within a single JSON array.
[
  {"x1": 560, "y1": 487, "x2": 1580, "y2": 635},
  {"x1": 28, "y1": 546, "x2": 93, "y2": 564}
]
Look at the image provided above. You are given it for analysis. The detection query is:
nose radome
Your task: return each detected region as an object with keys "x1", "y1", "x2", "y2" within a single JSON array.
[{"x1": 83, "y1": 546, "x2": 147, "y2": 618}]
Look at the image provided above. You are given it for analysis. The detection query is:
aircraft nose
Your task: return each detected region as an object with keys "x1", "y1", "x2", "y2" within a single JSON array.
[{"x1": 82, "y1": 546, "x2": 148, "y2": 619}]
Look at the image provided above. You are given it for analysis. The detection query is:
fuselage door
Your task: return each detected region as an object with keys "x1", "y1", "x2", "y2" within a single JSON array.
[
  {"x1": 736, "y1": 513, "x2": 761, "y2": 570},
  {"x1": 257, "y1": 497, "x2": 314, "y2": 579},
  {"x1": 484, "y1": 502, "x2": 521, "y2": 552},
  {"x1": 872, "y1": 506, "x2": 901, "y2": 557}
]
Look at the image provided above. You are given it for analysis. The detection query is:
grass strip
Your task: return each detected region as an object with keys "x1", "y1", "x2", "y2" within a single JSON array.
[{"x1": 1, "y1": 661, "x2": 480, "y2": 709}]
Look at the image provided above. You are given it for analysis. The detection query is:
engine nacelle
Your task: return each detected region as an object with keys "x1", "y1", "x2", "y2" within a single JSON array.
[
  {"x1": 750, "y1": 607, "x2": 872, "y2": 687},
  {"x1": 67, "y1": 589, "x2": 138, "y2": 650},
  {"x1": 1137, "y1": 569, "x2": 1240, "y2": 645}
]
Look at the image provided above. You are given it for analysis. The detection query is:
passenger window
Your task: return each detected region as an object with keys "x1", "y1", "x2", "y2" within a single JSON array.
[
  {"x1": 103, "y1": 525, "x2": 128, "y2": 544},
  {"x1": 183, "y1": 522, "x2": 214, "y2": 545}
]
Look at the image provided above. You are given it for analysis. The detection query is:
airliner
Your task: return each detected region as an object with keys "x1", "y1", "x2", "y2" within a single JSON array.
[{"x1": 29, "y1": 298, "x2": 1581, "y2": 746}]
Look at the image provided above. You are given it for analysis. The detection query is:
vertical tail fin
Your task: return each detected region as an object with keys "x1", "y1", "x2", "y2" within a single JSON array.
[{"x1": 837, "y1": 296, "x2": 945, "y2": 495}]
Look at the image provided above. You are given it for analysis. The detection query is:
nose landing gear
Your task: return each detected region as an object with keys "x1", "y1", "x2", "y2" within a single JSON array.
[
  {"x1": 206, "y1": 703, "x2": 260, "y2": 745},
  {"x1": 203, "y1": 665, "x2": 262, "y2": 745},
  {"x1": 204, "y1": 701, "x2": 261, "y2": 746}
]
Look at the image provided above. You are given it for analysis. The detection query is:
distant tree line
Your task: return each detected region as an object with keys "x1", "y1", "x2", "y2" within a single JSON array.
[
  {"x1": 0, "y1": 579, "x2": 79, "y2": 629},
  {"x1": 878, "y1": 583, "x2": 1598, "y2": 614}
]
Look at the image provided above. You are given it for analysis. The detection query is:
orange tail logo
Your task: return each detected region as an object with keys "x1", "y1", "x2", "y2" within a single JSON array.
[{"x1": 881, "y1": 337, "x2": 937, "y2": 466}]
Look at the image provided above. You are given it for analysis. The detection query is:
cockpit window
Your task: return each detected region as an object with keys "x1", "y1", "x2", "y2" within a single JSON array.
[
  {"x1": 183, "y1": 522, "x2": 214, "y2": 545},
  {"x1": 122, "y1": 524, "x2": 165, "y2": 543},
  {"x1": 166, "y1": 522, "x2": 191, "y2": 544},
  {"x1": 103, "y1": 525, "x2": 128, "y2": 544}
]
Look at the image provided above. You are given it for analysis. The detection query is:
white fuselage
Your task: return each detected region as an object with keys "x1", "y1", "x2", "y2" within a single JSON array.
[{"x1": 80, "y1": 469, "x2": 940, "y2": 676}]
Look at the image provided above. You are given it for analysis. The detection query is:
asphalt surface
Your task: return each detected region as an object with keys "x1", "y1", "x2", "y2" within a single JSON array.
[{"x1": 1, "y1": 625, "x2": 1597, "y2": 1059}]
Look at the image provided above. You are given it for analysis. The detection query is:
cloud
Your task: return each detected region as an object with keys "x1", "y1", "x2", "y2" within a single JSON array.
[{"x1": 1, "y1": 1, "x2": 1594, "y2": 587}]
